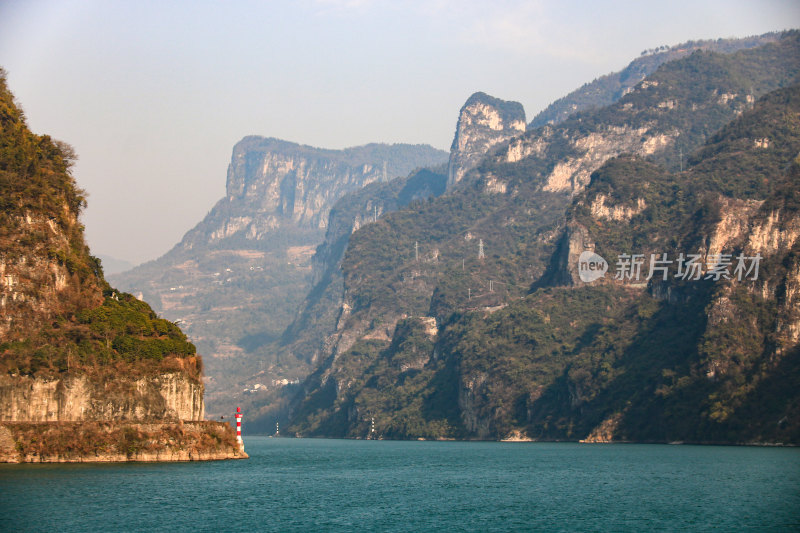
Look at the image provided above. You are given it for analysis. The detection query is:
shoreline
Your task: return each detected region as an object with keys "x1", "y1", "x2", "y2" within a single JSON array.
[{"x1": 268, "y1": 434, "x2": 798, "y2": 447}]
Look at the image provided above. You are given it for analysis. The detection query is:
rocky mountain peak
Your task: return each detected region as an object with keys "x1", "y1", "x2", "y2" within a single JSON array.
[
  {"x1": 447, "y1": 92, "x2": 526, "y2": 187},
  {"x1": 196, "y1": 137, "x2": 449, "y2": 246}
]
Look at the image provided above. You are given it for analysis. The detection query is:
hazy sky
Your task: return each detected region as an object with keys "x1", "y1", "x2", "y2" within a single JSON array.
[{"x1": 1, "y1": 0, "x2": 798, "y2": 265}]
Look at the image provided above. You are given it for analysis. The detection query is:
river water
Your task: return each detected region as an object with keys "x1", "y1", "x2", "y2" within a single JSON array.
[{"x1": 1, "y1": 437, "x2": 798, "y2": 531}]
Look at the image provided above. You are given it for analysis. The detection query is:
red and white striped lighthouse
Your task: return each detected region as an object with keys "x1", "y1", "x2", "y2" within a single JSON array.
[{"x1": 235, "y1": 407, "x2": 243, "y2": 449}]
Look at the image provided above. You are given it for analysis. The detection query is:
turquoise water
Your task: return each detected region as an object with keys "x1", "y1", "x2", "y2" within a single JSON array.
[{"x1": 1, "y1": 438, "x2": 799, "y2": 532}]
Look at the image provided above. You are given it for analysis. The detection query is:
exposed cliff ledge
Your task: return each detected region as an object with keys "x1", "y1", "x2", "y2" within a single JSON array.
[
  {"x1": 447, "y1": 92, "x2": 526, "y2": 188},
  {"x1": 0, "y1": 421, "x2": 246, "y2": 463},
  {"x1": 0, "y1": 371, "x2": 204, "y2": 422}
]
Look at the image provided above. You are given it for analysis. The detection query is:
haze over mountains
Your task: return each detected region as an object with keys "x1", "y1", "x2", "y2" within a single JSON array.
[
  {"x1": 109, "y1": 140, "x2": 447, "y2": 415},
  {"x1": 112, "y1": 30, "x2": 800, "y2": 443}
]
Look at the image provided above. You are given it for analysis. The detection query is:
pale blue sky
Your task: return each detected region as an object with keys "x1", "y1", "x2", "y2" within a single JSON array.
[{"x1": 1, "y1": 0, "x2": 797, "y2": 265}]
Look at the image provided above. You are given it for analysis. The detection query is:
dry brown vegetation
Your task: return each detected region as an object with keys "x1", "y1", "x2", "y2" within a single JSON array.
[{"x1": 2, "y1": 420, "x2": 239, "y2": 461}]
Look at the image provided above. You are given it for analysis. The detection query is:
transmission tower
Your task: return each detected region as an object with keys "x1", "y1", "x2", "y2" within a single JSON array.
[
  {"x1": 478, "y1": 239, "x2": 485, "y2": 260},
  {"x1": 415, "y1": 241, "x2": 419, "y2": 262}
]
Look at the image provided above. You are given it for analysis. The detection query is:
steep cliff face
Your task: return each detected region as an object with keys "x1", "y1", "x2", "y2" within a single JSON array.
[
  {"x1": 182, "y1": 138, "x2": 446, "y2": 247},
  {"x1": 0, "y1": 210, "x2": 102, "y2": 338},
  {"x1": 110, "y1": 139, "x2": 448, "y2": 417},
  {"x1": 447, "y1": 92, "x2": 526, "y2": 188},
  {"x1": 0, "y1": 370, "x2": 203, "y2": 422},
  {"x1": 0, "y1": 421, "x2": 246, "y2": 463}
]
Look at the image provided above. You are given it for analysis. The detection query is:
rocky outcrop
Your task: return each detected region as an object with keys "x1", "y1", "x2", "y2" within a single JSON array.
[
  {"x1": 0, "y1": 371, "x2": 204, "y2": 422},
  {"x1": 181, "y1": 138, "x2": 448, "y2": 247},
  {"x1": 580, "y1": 413, "x2": 623, "y2": 443},
  {"x1": 458, "y1": 373, "x2": 492, "y2": 439},
  {"x1": 447, "y1": 92, "x2": 526, "y2": 188},
  {"x1": 0, "y1": 70, "x2": 242, "y2": 462}
]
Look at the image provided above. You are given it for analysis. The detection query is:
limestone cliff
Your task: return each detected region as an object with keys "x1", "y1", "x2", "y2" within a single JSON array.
[
  {"x1": 447, "y1": 92, "x2": 526, "y2": 188},
  {"x1": 182, "y1": 138, "x2": 446, "y2": 246},
  {"x1": 0, "y1": 421, "x2": 247, "y2": 463},
  {"x1": 0, "y1": 369, "x2": 203, "y2": 422}
]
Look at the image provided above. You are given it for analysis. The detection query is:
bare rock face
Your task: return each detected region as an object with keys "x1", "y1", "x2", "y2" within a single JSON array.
[
  {"x1": 0, "y1": 372, "x2": 204, "y2": 422},
  {"x1": 182, "y1": 138, "x2": 448, "y2": 247},
  {"x1": 447, "y1": 92, "x2": 526, "y2": 188}
]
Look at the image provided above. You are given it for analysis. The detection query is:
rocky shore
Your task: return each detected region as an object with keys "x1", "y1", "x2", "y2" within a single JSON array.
[{"x1": 0, "y1": 421, "x2": 247, "y2": 463}]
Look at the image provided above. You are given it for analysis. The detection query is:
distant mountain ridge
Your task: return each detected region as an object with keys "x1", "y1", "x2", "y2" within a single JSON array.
[
  {"x1": 529, "y1": 31, "x2": 784, "y2": 128},
  {"x1": 180, "y1": 137, "x2": 447, "y2": 247}
]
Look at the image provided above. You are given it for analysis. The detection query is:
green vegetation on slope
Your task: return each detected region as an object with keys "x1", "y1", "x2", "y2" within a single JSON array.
[
  {"x1": 529, "y1": 31, "x2": 787, "y2": 128},
  {"x1": 0, "y1": 68, "x2": 198, "y2": 380},
  {"x1": 287, "y1": 40, "x2": 800, "y2": 444}
]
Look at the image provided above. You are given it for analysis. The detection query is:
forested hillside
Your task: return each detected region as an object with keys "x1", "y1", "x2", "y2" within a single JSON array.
[{"x1": 284, "y1": 35, "x2": 800, "y2": 444}]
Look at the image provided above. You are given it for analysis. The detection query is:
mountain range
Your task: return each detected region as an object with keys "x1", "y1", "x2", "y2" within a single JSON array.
[
  {"x1": 109, "y1": 30, "x2": 800, "y2": 443},
  {"x1": 281, "y1": 31, "x2": 800, "y2": 443}
]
